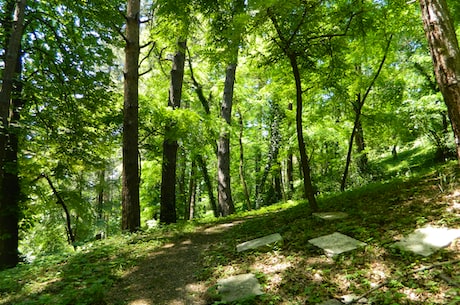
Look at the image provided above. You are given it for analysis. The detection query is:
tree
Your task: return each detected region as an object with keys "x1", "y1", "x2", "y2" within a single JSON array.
[
  {"x1": 122, "y1": 0, "x2": 141, "y2": 231},
  {"x1": 216, "y1": 0, "x2": 245, "y2": 216},
  {"x1": 340, "y1": 36, "x2": 393, "y2": 191},
  {"x1": 419, "y1": 0, "x2": 460, "y2": 165},
  {"x1": 160, "y1": 40, "x2": 186, "y2": 224},
  {"x1": 0, "y1": 0, "x2": 27, "y2": 270},
  {"x1": 267, "y1": 3, "x2": 319, "y2": 212}
]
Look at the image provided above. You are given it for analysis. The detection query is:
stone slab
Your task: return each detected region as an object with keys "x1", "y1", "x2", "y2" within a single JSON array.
[
  {"x1": 317, "y1": 299, "x2": 343, "y2": 305},
  {"x1": 393, "y1": 226, "x2": 460, "y2": 256},
  {"x1": 236, "y1": 233, "x2": 283, "y2": 252},
  {"x1": 313, "y1": 212, "x2": 348, "y2": 220},
  {"x1": 217, "y1": 273, "x2": 263, "y2": 302},
  {"x1": 308, "y1": 232, "x2": 367, "y2": 256}
]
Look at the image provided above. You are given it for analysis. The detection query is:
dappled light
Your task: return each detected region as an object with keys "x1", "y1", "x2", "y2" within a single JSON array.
[{"x1": 2, "y1": 0, "x2": 460, "y2": 304}]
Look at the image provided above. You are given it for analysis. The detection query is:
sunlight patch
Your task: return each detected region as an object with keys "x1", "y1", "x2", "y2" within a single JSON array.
[{"x1": 393, "y1": 226, "x2": 460, "y2": 256}]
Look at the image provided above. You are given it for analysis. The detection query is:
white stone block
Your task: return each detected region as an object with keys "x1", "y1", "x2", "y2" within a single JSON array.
[
  {"x1": 217, "y1": 273, "x2": 263, "y2": 302},
  {"x1": 236, "y1": 233, "x2": 283, "y2": 252},
  {"x1": 308, "y1": 232, "x2": 367, "y2": 256},
  {"x1": 313, "y1": 212, "x2": 348, "y2": 220}
]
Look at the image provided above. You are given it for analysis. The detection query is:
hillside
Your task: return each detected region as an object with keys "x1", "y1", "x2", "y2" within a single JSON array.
[{"x1": 1, "y1": 161, "x2": 460, "y2": 304}]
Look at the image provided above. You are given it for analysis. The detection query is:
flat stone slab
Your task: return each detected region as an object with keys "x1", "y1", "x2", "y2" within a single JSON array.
[
  {"x1": 309, "y1": 232, "x2": 367, "y2": 256},
  {"x1": 317, "y1": 299, "x2": 343, "y2": 305},
  {"x1": 236, "y1": 233, "x2": 283, "y2": 252},
  {"x1": 393, "y1": 226, "x2": 460, "y2": 256},
  {"x1": 217, "y1": 273, "x2": 263, "y2": 302},
  {"x1": 313, "y1": 212, "x2": 348, "y2": 220}
]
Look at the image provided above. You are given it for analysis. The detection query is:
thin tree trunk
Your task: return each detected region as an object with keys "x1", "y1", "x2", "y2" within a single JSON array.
[
  {"x1": 288, "y1": 54, "x2": 318, "y2": 212},
  {"x1": 255, "y1": 101, "x2": 283, "y2": 207},
  {"x1": 341, "y1": 95, "x2": 363, "y2": 191},
  {"x1": 160, "y1": 40, "x2": 186, "y2": 224},
  {"x1": 340, "y1": 36, "x2": 392, "y2": 191},
  {"x1": 196, "y1": 156, "x2": 219, "y2": 217},
  {"x1": 186, "y1": 161, "x2": 197, "y2": 220},
  {"x1": 237, "y1": 110, "x2": 251, "y2": 210},
  {"x1": 354, "y1": 100, "x2": 368, "y2": 172},
  {"x1": 419, "y1": 0, "x2": 460, "y2": 165},
  {"x1": 286, "y1": 103, "x2": 294, "y2": 198},
  {"x1": 97, "y1": 170, "x2": 105, "y2": 221},
  {"x1": 122, "y1": 0, "x2": 141, "y2": 232},
  {"x1": 39, "y1": 175, "x2": 75, "y2": 246},
  {"x1": 187, "y1": 56, "x2": 219, "y2": 216},
  {"x1": 217, "y1": 63, "x2": 237, "y2": 216}
]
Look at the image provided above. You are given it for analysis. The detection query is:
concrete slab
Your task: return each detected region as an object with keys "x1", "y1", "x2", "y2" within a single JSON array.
[
  {"x1": 236, "y1": 233, "x2": 283, "y2": 252},
  {"x1": 393, "y1": 226, "x2": 460, "y2": 256},
  {"x1": 308, "y1": 232, "x2": 367, "y2": 256},
  {"x1": 313, "y1": 212, "x2": 348, "y2": 220},
  {"x1": 217, "y1": 273, "x2": 263, "y2": 302}
]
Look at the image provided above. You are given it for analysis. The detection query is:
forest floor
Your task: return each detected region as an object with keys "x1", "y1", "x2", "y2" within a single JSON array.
[
  {"x1": 107, "y1": 164, "x2": 460, "y2": 304},
  {"x1": 1, "y1": 160, "x2": 460, "y2": 305},
  {"x1": 105, "y1": 222, "x2": 243, "y2": 305}
]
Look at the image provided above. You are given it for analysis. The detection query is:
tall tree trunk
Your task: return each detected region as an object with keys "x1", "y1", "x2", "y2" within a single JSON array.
[
  {"x1": 122, "y1": 0, "x2": 141, "y2": 232},
  {"x1": 160, "y1": 40, "x2": 186, "y2": 224},
  {"x1": 0, "y1": 0, "x2": 26, "y2": 270},
  {"x1": 419, "y1": 0, "x2": 460, "y2": 165},
  {"x1": 288, "y1": 54, "x2": 318, "y2": 212},
  {"x1": 218, "y1": 63, "x2": 237, "y2": 216},
  {"x1": 237, "y1": 110, "x2": 251, "y2": 210}
]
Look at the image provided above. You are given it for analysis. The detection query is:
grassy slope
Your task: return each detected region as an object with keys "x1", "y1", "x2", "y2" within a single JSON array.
[{"x1": 1, "y1": 148, "x2": 460, "y2": 304}]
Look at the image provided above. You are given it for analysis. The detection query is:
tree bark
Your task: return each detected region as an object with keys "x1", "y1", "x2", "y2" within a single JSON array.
[
  {"x1": 288, "y1": 54, "x2": 318, "y2": 212},
  {"x1": 419, "y1": 0, "x2": 460, "y2": 165},
  {"x1": 160, "y1": 40, "x2": 186, "y2": 224},
  {"x1": 218, "y1": 63, "x2": 237, "y2": 216},
  {"x1": 122, "y1": 0, "x2": 141, "y2": 232},
  {"x1": 0, "y1": 0, "x2": 27, "y2": 270}
]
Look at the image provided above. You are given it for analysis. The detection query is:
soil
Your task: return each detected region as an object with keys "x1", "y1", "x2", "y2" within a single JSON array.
[{"x1": 105, "y1": 223, "x2": 239, "y2": 305}]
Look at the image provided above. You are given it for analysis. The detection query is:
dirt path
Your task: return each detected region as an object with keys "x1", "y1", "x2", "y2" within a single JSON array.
[{"x1": 105, "y1": 223, "x2": 238, "y2": 305}]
